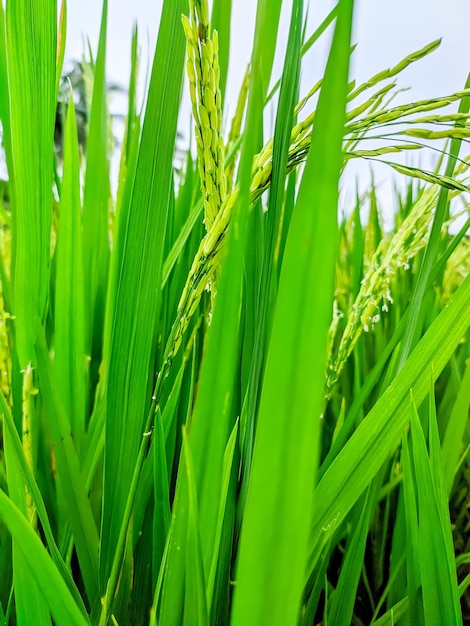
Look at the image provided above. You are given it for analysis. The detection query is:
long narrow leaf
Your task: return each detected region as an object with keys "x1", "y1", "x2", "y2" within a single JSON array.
[
  {"x1": 410, "y1": 395, "x2": 462, "y2": 625},
  {"x1": 100, "y1": 0, "x2": 187, "y2": 592},
  {"x1": 309, "y1": 272, "x2": 470, "y2": 578},
  {"x1": 232, "y1": 1, "x2": 354, "y2": 624},
  {"x1": 6, "y1": 0, "x2": 56, "y2": 366},
  {"x1": 35, "y1": 330, "x2": 100, "y2": 604},
  {"x1": 0, "y1": 490, "x2": 88, "y2": 626},
  {"x1": 82, "y1": 0, "x2": 110, "y2": 356},
  {"x1": 54, "y1": 95, "x2": 87, "y2": 442}
]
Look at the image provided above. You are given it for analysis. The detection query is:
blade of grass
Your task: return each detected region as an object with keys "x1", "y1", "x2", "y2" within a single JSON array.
[
  {"x1": 55, "y1": 0, "x2": 66, "y2": 99},
  {"x1": 3, "y1": 394, "x2": 51, "y2": 624},
  {"x1": 327, "y1": 485, "x2": 377, "y2": 625},
  {"x1": 206, "y1": 419, "x2": 239, "y2": 614},
  {"x1": 153, "y1": 407, "x2": 171, "y2": 584},
  {"x1": 116, "y1": 24, "x2": 140, "y2": 219},
  {"x1": 373, "y1": 557, "x2": 470, "y2": 625},
  {"x1": 232, "y1": 1, "x2": 354, "y2": 624},
  {"x1": 4, "y1": 2, "x2": 57, "y2": 621},
  {"x1": 99, "y1": 0, "x2": 187, "y2": 597},
  {"x1": 0, "y1": 490, "x2": 89, "y2": 626},
  {"x1": 82, "y1": 0, "x2": 110, "y2": 359},
  {"x1": 410, "y1": 393, "x2": 462, "y2": 625},
  {"x1": 441, "y1": 356, "x2": 470, "y2": 494},
  {"x1": 396, "y1": 73, "x2": 470, "y2": 371},
  {"x1": 429, "y1": 384, "x2": 463, "y2": 620},
  {"x1": 35, "y1": 327, "x2": 100, "y2": 605},
  {"x1": 401, "y1": 432, "x2": 424, "y2": 625},
  {"x1": 372, "y1": 597, "x2": 409, "y2": 625},
  {"x1": 239, "y1": 0, "x2": 303, "y2": 523},
  {"x1": 211, "y1": 0, "x2": 232, "y2": 104},
  {"x1": 182, "y1": 429, "x2": 209, "y2": 626},
  {"x1": 54, "y1": 95, "x2": 87, "y2": 443},
  {"x1": 265, "y1": 3, "x2": 338, "y2": 105},
  {"x1": 0, "y1": 390, "x2": 89, "y2": 618},
  {"x1": 162, "y1": 197, "x2": 204, "y2": 288},
  {"x1": 6, "y1": 0, "x2": 57, "y2": 366},
  {"x1": 0, "y1": 1, "x2": 13, "y2": 186},
  {"x1": 157, "y1": 0, "x2": 284, "y2": 620},
  {"x1": 308, "y1": 271, "x2": 470, "y2": 581}
]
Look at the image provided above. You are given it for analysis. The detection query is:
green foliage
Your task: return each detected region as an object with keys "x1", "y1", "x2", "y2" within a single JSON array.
[{"x1": 0, "y1": 1, "x2": 469, "y2": 625}]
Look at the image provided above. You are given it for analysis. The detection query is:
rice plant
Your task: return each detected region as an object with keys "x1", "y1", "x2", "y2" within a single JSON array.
[{"x1": 0, "y1": 0, "x2": 469, "y2": 624}]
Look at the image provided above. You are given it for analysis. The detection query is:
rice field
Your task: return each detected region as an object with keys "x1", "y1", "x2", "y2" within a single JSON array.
[{"x1": 0, "y1": 0, "x2": 469, "y2": 624}]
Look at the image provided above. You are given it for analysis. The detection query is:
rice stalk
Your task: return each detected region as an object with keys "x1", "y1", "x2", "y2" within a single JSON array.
[
  {"x1": 21, "y1": 364, "x2": 37, "y2": 526},
  {"x1": 442, "y1": 236, "x2": 470, "y2": 300},
  {"x1": 0, "y1": 3, "x2": 469, "y2": 622},
  {"x1": 347, "y1": 39, "x2": 442, "y2": 101},
  {"x1": 226, "y1": 66, "x2": 250, "y2": 194},
  {"x1": 0, "y1": 285, "x2": 11, "y2": 405},
  {"x1": 326, "y1": 162, "x2": 469, "y2": 392},
  {"x1": 182, "y1": 0, "x2": 226, "y2": 233},
  {"x1": 160, "y1": 79, "x2": 470, "y2": 371}
]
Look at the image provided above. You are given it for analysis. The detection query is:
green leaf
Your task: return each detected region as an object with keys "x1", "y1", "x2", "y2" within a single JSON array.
[
  {"x1": 182, "y1": 429, "x2": 209, "y2": 626},
  {"x1": 309, "y1": 271, "x2": 470, "y2": 583},
  {"x1": 54, "y1": 95, "x2": 87, "y2": 442},
  {"x1": 206, "y1": 419, "x2": 238, "y2": 613},
  {"x1": 0, "y1": 1, "x2": 13, "y2": 187},
  {"x1": 3, "y1": 3, "x2": 57, "y2": 620},
  {"x1": 239, "y1": 0, "x2": 303, "y2": 518},
  {"x1": 153, "y1": 408, "x2": 171, "y2": 582},
  {"x1": 100, "y1": 0, "x2": 187, "y2": 592},
  {"x1": 157, "y1": 0, "x2": 285, "y2": 619},
  {"x1": 410, "y1": 394, "x2": 462, "y2": 625},
  {"x1": 56, "y1": 0, "x2": 67, "y2": 99},
  {"x1": 372, "y1": 598, "x2": 409, "y2": 626},
  {"x1": 82, "y1": 0, "x2": 110, "y2": 355},
  {"x1": 2, "y1": 399, "x2": 50, "y2": 624},
  {"x1": 0, "y1": 390, "x2": 88, "y2": 618},
  {"x1": 211, "y1": 0, "x2": 232, "y2": 104},
  {"x1": 232, "y1": 1, "x2": 354, "y2": 624},
  {"x1": 327, "y1": 486, "x2": 377, "y2": 625},
  {"x1": 6, "y1": 0, "x2": 57, "y2": 366},
  {"x1": 441, "y1": 355, "x2": 470, "y2": 494},
  {"x1": 35, "y1": 329, "x2": 100, "y2": 605},
  {"x1": 0, "y1": 490, "x2": 89, "y2": 626},
  {"x1": 396, "y1": 72, "x2": 470, "y2": 370},
  {"x1": 401, "y1": 432, "x2": 424, "y2": 625}
]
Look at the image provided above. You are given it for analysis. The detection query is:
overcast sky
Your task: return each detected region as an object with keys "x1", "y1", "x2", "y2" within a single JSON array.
[{"x1": 64, "y1": 0, "x2": 469, "y2": 215}]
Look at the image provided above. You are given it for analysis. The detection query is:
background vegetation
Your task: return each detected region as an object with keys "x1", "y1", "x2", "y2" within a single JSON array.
[{"x1": 0, "y1": 0, "x2": 469, "y2": 624}]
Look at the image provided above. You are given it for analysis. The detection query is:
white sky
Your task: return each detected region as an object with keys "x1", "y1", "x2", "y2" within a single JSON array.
[
  {"x1": 65, "y1": 0, "x2": 469, "y2": 216},
  {"x1": 66, "y1": 0, "x2": 469, "y2": 98}
]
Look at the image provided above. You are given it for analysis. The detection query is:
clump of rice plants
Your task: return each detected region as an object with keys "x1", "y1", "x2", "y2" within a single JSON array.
[{"x1": 0, "y1": 0, "x2": 469, "y2": 624}]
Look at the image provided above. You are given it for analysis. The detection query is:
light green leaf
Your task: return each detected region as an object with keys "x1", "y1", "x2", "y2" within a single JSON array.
[
  {"x1": 0, "y1": 489, "x2": 89, "y2": 626},
  {"x1": 232, "y1": 1, "x2": 354, "y2": 624}
]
